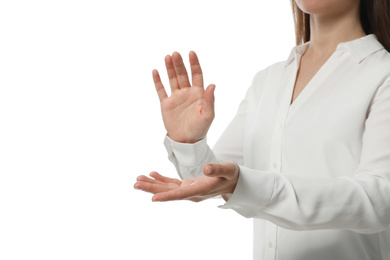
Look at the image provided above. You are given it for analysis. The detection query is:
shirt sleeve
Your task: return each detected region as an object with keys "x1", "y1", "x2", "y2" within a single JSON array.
[
  {"x1": 163, "y1": 71, "x2": 258, "y2": 179},
  {"x1": 163, "y1": 136, "x2": 219, "y2": 179},
  {"x1": 220, "y1": 79, "x2": 390, "y2": 234}
]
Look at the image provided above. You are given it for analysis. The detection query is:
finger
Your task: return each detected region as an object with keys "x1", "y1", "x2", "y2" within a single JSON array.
[
  {"x1": 203, "y1": 162, "x2": 239, "y2": 179},
  {"x1": 204, "y1": 84, "x2": 216, "y2": 105},
  {"x1": 149, "y1": 171, "x2": 182, "y2": 185},
  {"x1": 165, "y1": 55, "x2": 180, "y2": 92},
  {"x1": 134, "y1": 180, "x2": 173, "y2": 194},
  {"x1": 189, "y1": 51, "x2": 204, "y2": 88},
  {"x1": 152, "y1": 69, "x2": 168, "y2": 101},
  {"x1": 136, "y1": 174, "x2": 166, "y2": 185},
  {"x1": 172, "y1": 52, "x2": 191, "y2": 89}
]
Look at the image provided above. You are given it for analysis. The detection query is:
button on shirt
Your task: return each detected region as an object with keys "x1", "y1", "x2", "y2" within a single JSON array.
[{"x1": 163, "y1": 34, "x2": 390, "y2": 260}]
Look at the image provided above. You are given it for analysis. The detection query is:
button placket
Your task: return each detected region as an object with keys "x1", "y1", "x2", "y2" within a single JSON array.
[
  {"x1": 273, "y1": 162, "x2": 278, "y2": 169},
  {"x1": 270, "y1": 105, "x2": 290, "y2": 173},
  {"x1": 265, "y1": 70, "x2": 294, "y2": 259},
  {"x1": 264, "y1": 222, "x2": 278, "y2": 260}
]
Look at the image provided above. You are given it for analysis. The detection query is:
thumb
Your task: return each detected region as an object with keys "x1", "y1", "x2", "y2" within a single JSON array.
[
  {"x1": 203, "y1": 162, "x2": 239, "y2": 179},
  {"x1": 204, "y1": 84, "x2": 216, "y2": 105}
]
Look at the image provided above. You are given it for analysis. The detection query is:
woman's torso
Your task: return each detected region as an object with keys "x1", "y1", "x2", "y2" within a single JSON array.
[{"x1": 243, "y1": 34, "x2": 390, "y2": 260}]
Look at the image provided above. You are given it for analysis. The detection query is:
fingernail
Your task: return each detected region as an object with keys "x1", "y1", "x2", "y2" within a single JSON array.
[
  {"x1": 152, "y1": 196, "x2": 161, "y2": 202},
  {"x1": 206, "y1": 164, "x2": 213, "y2": 175}
]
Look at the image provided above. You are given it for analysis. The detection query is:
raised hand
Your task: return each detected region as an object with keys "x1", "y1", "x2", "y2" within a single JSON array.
[
  {"x1": 153, "y1": 51, "x2": 215, "y2": 143},
  {"x1": 134, "y1": 162, "x2": 239, "y2": 202}
]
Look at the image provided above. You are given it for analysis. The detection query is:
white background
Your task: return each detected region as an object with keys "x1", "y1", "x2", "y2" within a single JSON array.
[{"x1": 0, "y1": 1, "x2": 294, "y2": 259}]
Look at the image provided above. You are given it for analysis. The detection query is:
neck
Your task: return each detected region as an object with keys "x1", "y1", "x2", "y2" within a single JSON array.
[{"x1": 307, "y1": 7, "x2": 366, "y2": 57}]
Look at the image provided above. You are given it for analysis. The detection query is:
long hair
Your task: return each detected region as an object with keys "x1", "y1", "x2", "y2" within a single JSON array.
[{"x1": 290, "y1": 0, "x2": 390, "y2": 52}]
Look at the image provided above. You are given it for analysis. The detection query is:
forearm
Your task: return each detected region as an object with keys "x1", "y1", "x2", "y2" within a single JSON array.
[{"x1": 220, "y1": 166, "x2": 390, "y2": 233}]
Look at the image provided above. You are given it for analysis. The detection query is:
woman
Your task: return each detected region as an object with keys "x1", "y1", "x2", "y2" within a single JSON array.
[{"x1": 134, "y1": 0, "x2": 390, "y2": 259}]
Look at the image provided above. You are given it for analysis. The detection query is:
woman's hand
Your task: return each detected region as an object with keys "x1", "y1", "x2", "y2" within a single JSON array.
[
  {"x1": 134, "y1": 162, "x2": 239, "y2": 202},
  {"x1": 153, "y1": 51, "x2": 215, "y2": 143}
]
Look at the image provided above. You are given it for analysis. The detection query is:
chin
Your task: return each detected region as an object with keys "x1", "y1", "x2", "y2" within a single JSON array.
[{"x1": 295, "y1": 0, "x2": 356, "y2": 16}]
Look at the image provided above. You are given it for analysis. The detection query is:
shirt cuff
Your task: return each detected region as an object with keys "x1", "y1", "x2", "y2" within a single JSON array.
[
  {"x1": 219, "y1": 166, "x2": 276, "y2": 218},
  {"x1": 163, "y1": 135, "x2": 210, "y2": 167}
]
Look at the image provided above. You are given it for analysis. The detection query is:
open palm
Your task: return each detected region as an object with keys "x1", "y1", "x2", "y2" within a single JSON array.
[
  {"x1": 153, "y1": 51, "x2": 215, "y2": 143},
  {"x1": 134, "y1": 162, "x2": 239, "y2": 202}
]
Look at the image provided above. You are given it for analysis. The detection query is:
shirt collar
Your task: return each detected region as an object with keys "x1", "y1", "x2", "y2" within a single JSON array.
[
  {"x1": 285, "y1": 42, "x2": 309, "y2": 68},
  {"x1": 338, "y1": 34, "x2": 384, "y2": 63},
  {"x1": 284, "y1": 34, "x2": 384, "y2": 68}
]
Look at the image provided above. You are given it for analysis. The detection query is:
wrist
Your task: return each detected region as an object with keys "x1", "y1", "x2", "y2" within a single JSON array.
[{"x1": 222, "y1": 163, "x2": 240, "y2": 201}]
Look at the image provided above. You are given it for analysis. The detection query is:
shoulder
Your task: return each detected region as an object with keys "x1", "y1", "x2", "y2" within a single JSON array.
[
  {"x1": 358, "y1": 48, "x2": 390, "y2": 95},
  {"x1": 370, "y1": 48, "x2": 390, "y2": 73},
  {"x1": 353, "y1": 35, "x2": 390, "y2": 81},
  {"x1": 365, "y1": 46, "x2": 390, "y2": 66},
  {"x1": 252, "y1": 60, "x2": 286, "y2": 81},
  {"x1": 247, "y1": 60, "x2": 288, "y2": 97}
]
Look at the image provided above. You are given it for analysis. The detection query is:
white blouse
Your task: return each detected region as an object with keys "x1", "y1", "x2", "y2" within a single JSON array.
[{"x1": 163, "y1": 34, "x2": 390, "y2": 260}]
